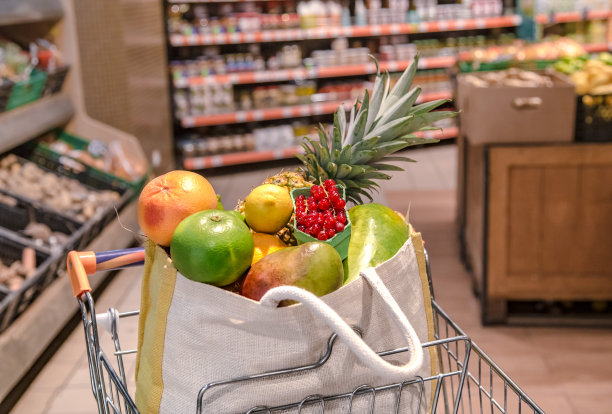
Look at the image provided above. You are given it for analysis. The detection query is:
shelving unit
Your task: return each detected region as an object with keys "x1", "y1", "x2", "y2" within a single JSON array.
[
  {"x1": 0, "y1": 0, "x2": 148, "y2": 405},
  {"x1": 182, "y1": 125, "x2": 457, "y2": 169},
  {"x1": 164, "y1": 0, "x2": 528, "y2": 169},
  {"x1": 173, "y1": 55, "x2": 455, "y2": 87},
  {"x1": 180, "y1": 90, "x2": 452, "y2": 127},
  {"x1": 169, "y1": 15, "x2": 522, "y2": 46}
]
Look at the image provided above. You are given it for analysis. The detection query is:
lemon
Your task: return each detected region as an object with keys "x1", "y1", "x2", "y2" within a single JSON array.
[
  {"x1": 171, "y1": 210, "x2": 254, "y2": 286},
  {"x1": 243, "y1": 184, "x2": 293, "y2": 234},
  {"x1": 251, "y1": 232, "x2": 287, "y2": 265}
]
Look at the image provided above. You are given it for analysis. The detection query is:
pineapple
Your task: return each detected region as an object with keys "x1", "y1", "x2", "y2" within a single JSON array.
[
  {"x1": 296, "y1": 56, "x2": 457, "y2": 204},
  {"x1": 237, "y1": 56, "x2": 456, "y2": 244}
]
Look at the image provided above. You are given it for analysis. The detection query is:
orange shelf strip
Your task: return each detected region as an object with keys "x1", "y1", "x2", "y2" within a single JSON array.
[
  {"x1": 182, "y1": 126, "x2": 458, "y2": 169},
  {"x1": 535, "y1": 10, "x2": 612, "y2": 24},
  {"x1": 174, "y1": 56, "x2": 456, "y2": 88},
  {"x1": 180, "y1": 90, "x2": 451, "y2": 127},
  {"x1": 170, "y1": 15, "x2": 521, "y2": 46}
]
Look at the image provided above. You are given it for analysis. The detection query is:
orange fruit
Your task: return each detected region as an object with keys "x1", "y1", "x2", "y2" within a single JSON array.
[
  {"x1": 243, "y1": 184, "x2": 293, "y2": 234},
  {"x1": 171, "y1": 210, "x2": 254, "y2": 286},
  {"x1": 137, "y1": 170, "x2": 217, "y2": 246},
  {"x1": 251, "y1": 232, "x2": 287, "y2": 265}
]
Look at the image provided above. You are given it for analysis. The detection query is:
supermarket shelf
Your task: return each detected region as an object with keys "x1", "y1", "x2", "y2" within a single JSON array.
[
  {"x1": 182, "y1": 126, "x2": 457, "y2": 169},
  {"x1": 0, "y1": 202, "x2": 138, "y2": 403},
  {"x1": 180, "y1": 90, "x2": 452, "y2": 127},
  {"x1": 535, "y1": 9, "x2": 612, "y2": 24},
  {"x1": 174, "y1": 56, "x2": 455, "y2": 87},
  {"x1": 583, "y1": 42, "x2": 612, "y2": 53},
  {"x1": 0, "y1": 94, "x2": 75, "y2": 154},
  {"x1": 0, "y1": 0, "x2": 63, "y2": 26},
  {"x1": 169, "y1": 15, "x2": 522, "y2": 46}
]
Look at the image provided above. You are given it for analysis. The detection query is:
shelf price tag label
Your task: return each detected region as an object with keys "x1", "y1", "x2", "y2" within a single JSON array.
[
  {"x1": 476, "y1": 19, "x2": 486, "y2": 29},
  {"x1": 236, "y1": 112, "x2": 247, "y2": 123},
  {"x1": 390, "y1": 24, "x2": 401, "y2": 34},
  {"x1": 253, "y1": 110, "x2": 264, "y2": 121},
  {"x1": 245, "y1": 33, "x2": 256, "y2": 43},
  {"x1": 229, "y1": 33, "x2": 241, "y2": 43},
  {"x1": 455, "y1": 19, "x2": 466, "y2": 30},
  {"x1": 438, "y1": 21, "x2": 448, "y2": 31},
  {"x1": 418, "y1": 22, "x2": 428, "y2": 33},
  {"x1": 182, "y1": 117, "x2": 195, "y2": 128},
  {"x1": 282, "y1": 107, "x2": 293, "y2": 118}
]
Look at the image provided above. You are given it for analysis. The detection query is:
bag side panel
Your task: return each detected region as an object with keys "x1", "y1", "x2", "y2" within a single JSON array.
[{"x1": 135, "y1": 242, "x2": 178, "y2": 413}]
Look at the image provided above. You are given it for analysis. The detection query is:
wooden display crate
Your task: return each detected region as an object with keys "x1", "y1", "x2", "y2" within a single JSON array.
[{"x1": 460, "y1": 140, "x2": 612, "y2": 324}]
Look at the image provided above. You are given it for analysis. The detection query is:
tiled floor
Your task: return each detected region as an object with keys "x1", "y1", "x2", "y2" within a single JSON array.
[{"x1": 11, "y1": 143, "x2": 612, "y2": 413}]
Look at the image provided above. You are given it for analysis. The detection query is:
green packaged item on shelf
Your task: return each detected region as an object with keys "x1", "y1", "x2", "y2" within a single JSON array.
[
  {"x1": 5, "y1": 69, "x2": 47, "y2": 111},
  {"x1": 28, "y1": 130, "x2": 147, "y2": 197}
]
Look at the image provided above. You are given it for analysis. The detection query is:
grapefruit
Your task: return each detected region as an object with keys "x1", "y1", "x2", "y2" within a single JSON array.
[
  {"x1": 137, "y1": 170, "x2": 217, "y2": 246},
  {"x1": 243, "y1": 184, "x2": 293, "y2": 234},
  {"x1": 171, "y1": 210, "x2": 254, "y2": 286}
]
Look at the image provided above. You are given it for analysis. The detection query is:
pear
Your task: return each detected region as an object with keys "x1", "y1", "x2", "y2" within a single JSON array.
[{"x1": 241, "y1": 242, "x2": 343, "y2": 302}]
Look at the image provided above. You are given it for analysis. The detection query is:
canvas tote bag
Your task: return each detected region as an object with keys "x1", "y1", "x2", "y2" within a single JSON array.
[{"x1": 135, "y1": 231, "x2": 438, "y2": 413}]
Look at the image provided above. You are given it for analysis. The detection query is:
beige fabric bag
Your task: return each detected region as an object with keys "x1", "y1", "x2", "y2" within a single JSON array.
[{"x1": 135, "y1": 233, "x2": 437, "y2": 413}]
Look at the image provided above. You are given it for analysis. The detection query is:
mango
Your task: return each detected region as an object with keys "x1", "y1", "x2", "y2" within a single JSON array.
[
  {"x1": 241, "y1": 242, "x2": 343, "y2": 302},
  {"x1": 343, "y1": 203, "x2": 410, "y2": 285}
]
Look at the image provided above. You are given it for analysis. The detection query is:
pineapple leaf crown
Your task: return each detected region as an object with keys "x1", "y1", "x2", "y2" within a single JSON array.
[{"x1": 297, "y1": 55, "x2": 457, "y2": 204}]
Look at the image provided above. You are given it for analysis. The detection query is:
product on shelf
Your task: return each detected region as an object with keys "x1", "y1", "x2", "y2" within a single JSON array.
[
  {"x1": 167, "y1": 0, "x2": 507, "y2": 36},
  {"x1": 534, "y1": 0, "x2": 610, "y2": 14},
  {"x1": 0, "y1": 154, "x2": 120, "y2": 222},
  {"x1": 461, "y1": 68, "x2": 555, "y2": 88},
  {"x1": 37, "y1": 132, "x2": 147, "y2": 183},
  {"x1": 0, "y1": 248, "x2": 36, "y2": 291},
  {"x1": 178, "y1": 121, "x2": 327, "y2": 158}
]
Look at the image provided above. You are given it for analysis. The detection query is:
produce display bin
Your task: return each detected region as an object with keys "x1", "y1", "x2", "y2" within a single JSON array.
[
  {"x1": 0, "y1": 231, "x2": 61, "y2": 333},
  {"x1": 456, "y1": 69, "x2": 576, "y2": 144},
  {"x1": 65, "y1": 248, "x2": 544, "y2": 414},
  {"x1": 0, "y1": 194, "x2": 81, "y2": 253},
  {"x1": 575, "y1": 94, "x2": 612, "y2": 142},
  {"x1": 42, "y1": 65, "x2": 70, "y2": 97},
  {"x1": 24, "y1": 129, "x2": 147, "y2": 196},
  {"x1": 1, "y1": 70, "x2": 48, "y2": 113}
]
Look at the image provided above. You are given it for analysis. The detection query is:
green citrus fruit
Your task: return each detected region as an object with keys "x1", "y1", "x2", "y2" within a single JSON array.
[{"x1": 171, "y1": 210, "x2": 254, "y2": 286}]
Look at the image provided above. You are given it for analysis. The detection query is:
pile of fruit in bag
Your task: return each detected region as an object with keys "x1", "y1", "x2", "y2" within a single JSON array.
[{"x1": 137, "y1": 57, "x2": 456, "y2": 302}]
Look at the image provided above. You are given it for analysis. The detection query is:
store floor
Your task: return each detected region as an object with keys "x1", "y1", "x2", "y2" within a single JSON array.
[{"x1": 10, "y1": 144, "x2": 612, "y2": 414}]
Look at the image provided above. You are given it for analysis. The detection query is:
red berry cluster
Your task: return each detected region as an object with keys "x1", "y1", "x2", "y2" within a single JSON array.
[{"x1": 295, "y1": 179, "x2": 347, "y2": 241}]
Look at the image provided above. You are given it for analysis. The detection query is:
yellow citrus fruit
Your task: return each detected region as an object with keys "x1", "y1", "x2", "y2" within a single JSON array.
[
  {"x1": 243, "y1": 184, "x2": 293, "y2": 234},
  {"x1": 251, "y1": 233, "x2": 287, "y2": 265}
]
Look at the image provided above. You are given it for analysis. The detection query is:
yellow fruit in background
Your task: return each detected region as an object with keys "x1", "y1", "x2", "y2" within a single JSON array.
[
  {"x1": 251, "y1": 233, "x2": 287, "y2": 265},
  {"x1": 243, "y1": 184, "x2": 294, "y2": 234}
]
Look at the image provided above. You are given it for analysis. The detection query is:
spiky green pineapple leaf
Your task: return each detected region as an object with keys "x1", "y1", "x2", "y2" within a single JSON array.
[
  {"x1": 404, "y1": 111, "x2": 457, "y2": 134},
  {"x1": 351, "y1": 149, "x2": 377, "y2": 164},
  {"x1": 363, "y1": 114, "x2": 415, "y2": 142},
  {"x1": 335, "y1": 164, "x2": 353, "y2": 179},
  {"x1": 366, "y1": 71, "x2": 388, "y2": 133},
  {"x1": 379, "y1": 55, "x2": 419, "y2": 114},
  {"x1": 375, "y1": 87, "x2": 421, "y2": 128},
  {"x1": 332, "y1": 108, "x2": 345, "y2": 153},
  {"x1": 369, "y1": 163, "x2": 405, "y2": 171},
  {"x1": 359, "y1": 171, "x2": 392, "y2": 180},
  {"x1": 326, "y1": 161, "x2": 338, "y2": 177},
  {"x1": 409, "y1": 98, "x2": 451, "y2": 115},
  {"x1": 381, "y1": 156, "x2": 417, "y2": 163}
]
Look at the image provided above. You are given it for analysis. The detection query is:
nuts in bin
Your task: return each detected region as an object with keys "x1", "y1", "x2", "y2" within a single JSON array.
[
  {"x1": 0, "y1": 154, "x2": 120, "y2": 222},
  {"x1": 0, "y1": 248, "x2": 36, "y2": 291}
]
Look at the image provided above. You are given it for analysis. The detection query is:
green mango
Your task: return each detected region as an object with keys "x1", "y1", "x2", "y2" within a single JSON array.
[
  {"x1": 241, "y1": 242, "x2": 343, "y2": 302},
  {"x1": 343, "y1": 203, "x2": 410, "y2": 285}
]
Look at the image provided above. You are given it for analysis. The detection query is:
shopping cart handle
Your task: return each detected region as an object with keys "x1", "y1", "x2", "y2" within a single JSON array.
[{"x1": 67, "y1": 247, "x2": 145, "y2": 298}]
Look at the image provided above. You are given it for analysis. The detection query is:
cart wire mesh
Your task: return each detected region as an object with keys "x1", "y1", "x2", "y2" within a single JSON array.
[{"x1": 76, "y1": 287, "x2": 544, "y2": 414}]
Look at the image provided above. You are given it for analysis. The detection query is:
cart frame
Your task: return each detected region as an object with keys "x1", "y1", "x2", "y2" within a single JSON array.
[{"x1": 67, "y1": 248, "x2": 545, "y2": 414}]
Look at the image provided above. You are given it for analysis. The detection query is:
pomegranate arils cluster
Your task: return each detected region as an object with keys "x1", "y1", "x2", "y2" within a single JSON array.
[{"x1": 295, "y1": 179, "x2": 347, "y2": 241}]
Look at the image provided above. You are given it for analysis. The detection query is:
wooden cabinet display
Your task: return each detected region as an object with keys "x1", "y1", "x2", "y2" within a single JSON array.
[{"x1": 461, "y1": 141, "x2": 612, "y2": 323}]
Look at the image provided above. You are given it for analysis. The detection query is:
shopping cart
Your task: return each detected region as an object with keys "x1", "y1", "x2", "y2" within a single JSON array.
[{"x1": 67, "y1": 247, "x2": 545, "y2": 414}]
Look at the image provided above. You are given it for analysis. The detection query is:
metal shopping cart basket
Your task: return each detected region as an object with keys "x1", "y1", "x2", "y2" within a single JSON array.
[{"x1": 67, "y1": 247, "x2": 545, "y2": 414}]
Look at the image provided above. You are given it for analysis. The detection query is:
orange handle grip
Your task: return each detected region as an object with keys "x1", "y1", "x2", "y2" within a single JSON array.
[{"x1": 67, "y1": 251, "x2": 92, "y2": 298}]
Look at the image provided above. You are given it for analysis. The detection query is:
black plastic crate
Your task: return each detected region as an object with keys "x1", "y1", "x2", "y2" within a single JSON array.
[
  {"x1": 575, "y1": 94, "x2": 612, "y2": 142},
  {"x1": 0, "y1": 80, "x2": 14, "y2": 113},
  {"x1": 0, "y1": 155, "x2": 131, "y2": 248},
  {"x1": 0, "y1": 195, "x2": 82, "y2": 252},
  {"x1": 0, "y1": 230, "x2": 59, "y2": 333},
  {"x1": 42, "y1": 66, "x2": 70, "y2": 97}
]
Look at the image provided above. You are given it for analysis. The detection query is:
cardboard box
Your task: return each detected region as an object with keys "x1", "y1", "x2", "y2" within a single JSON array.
[{"x1": 456, "y1": 70, "x2": 576, "y2": 144}]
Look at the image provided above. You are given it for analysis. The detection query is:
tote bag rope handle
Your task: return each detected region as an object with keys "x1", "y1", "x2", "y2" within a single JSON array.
[{"x1": 260, "y1": 267, "x2": 424, "y2": 382}]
